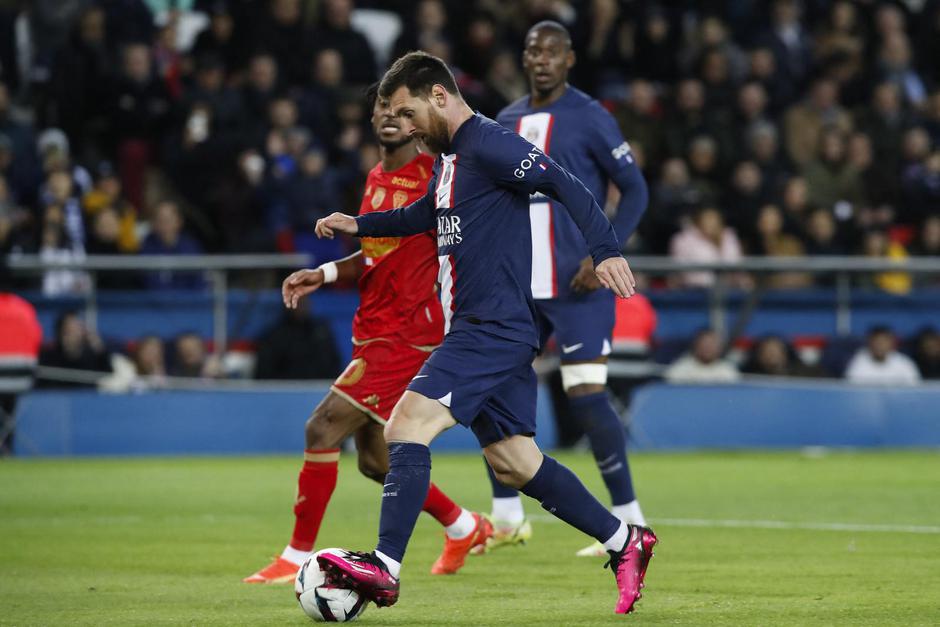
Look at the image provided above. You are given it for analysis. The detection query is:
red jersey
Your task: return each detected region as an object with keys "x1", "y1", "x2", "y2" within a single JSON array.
[{"x1": 353, "y1": 153, "x2": 443, "y2": 347}]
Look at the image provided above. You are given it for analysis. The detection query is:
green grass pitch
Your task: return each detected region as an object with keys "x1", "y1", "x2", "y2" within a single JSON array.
[{"x1": 2, "y1": 451, "x2": 938, "y2": 625}]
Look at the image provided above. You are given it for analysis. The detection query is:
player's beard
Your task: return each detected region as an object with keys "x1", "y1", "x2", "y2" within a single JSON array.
[
  {"x1": 378, "y1": 135, "x2": 413, "y2": 152},
  {"x1": 421, "y1": 109, "x2": 451, "y2": 155}
]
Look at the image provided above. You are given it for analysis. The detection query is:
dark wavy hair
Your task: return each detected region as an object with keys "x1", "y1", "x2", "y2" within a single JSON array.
[{"x1": 378, "y1": 51, "x2": 459, "y2": 100}]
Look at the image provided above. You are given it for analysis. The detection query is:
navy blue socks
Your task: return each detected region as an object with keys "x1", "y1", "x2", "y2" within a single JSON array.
[
  {"x1": 519, "y1": 455, "x2": 621, "y2": 543},
  {"x1": 486, "y1": 392, "x2": 637, "y2": 508},
  {"x1": 571, "y1": 391, "x2": 636, "y2": 506},
  {"x1": 375, "y1": 442, "x2": 431, "y2": 564}
]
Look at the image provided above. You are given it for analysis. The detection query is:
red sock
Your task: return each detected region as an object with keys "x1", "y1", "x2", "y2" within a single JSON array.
[
  {"x1": 422, "y1": 482, "x2": 462, "y2": 527},
  {"x1": 289, "y1": 448, "x2": 340, "y2": 552}
]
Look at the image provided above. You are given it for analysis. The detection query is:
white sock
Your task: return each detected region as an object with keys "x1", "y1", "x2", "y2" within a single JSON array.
[
  {"x1": 602, "y1": 520, "x2": 629, "y2": 552},
  {"x1": 491, "y1": 496, "x2": 525, "y2": 525},
  {"x1": 374, "y1": 550, "x2": 401, "y2": 578},
  {"x1": 444, "y1": 508, "x2": 476, "y2": 539},
  {"x1": 612, "y1": 500, "x2": 646, "y2": 527},
  {"x1": 281, "y1": 545, "x2": 310, "y2": 566}
]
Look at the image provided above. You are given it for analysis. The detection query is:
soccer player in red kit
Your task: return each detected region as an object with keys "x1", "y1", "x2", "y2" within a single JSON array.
[{"x1": 244, "y1": 86, "x2": 492, "y2": 584}]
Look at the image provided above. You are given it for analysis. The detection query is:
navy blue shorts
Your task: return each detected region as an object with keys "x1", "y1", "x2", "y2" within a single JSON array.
[
  {"x1": 407, "y1": 328, "x2": 538, "y2": 447},
  {"x1": 536, "y1": 289, "x2": 614, "y2": 361}
]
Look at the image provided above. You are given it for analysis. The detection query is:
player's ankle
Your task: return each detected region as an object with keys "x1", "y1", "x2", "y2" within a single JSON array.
[
  {"x1": 281, "y1": 544, "x2": 310, "y2": 566},
  {"x1": 602, "y1": 521, "x2": 629, "y2": 553},
  {"x1": 444, "y1": 508, "x2": 476, "y2": 539},
  {"x1": 374, "y1": 550, "x2": 401, "y2": 578}
]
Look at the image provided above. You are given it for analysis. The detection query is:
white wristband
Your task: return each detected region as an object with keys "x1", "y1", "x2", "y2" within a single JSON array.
[{"x1": 319, "y1": 262, "x2": 338, "y2": 284}]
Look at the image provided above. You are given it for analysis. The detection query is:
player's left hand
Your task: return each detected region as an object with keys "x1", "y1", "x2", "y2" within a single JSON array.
[
  {"x1": 282, "y1": 268, "x2": 325, "y2": 309},
  {"x1": 570, "y1": 256, "x2": 604, "y2": 293},
  {"x1": 595, "y1": 256, "x2": 636, "y2": 298}
]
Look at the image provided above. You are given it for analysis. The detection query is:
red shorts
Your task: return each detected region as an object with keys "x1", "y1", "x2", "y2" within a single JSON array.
[{"x1": 331, "y1": 339, "x2": 433, "y2": 424}]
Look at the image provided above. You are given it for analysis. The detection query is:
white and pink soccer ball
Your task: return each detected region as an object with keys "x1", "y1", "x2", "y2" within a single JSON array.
[{"x1": 294, "y1": 549, "x2": 368, "y2": 622}]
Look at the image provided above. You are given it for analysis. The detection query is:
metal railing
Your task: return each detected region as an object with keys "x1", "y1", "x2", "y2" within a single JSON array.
[
  {"x1": 624, "y1": 255, "x2": 940, "y2": 337},
  {"x1": 6, "y1": 253, "x2": 940, "y2": 346}
]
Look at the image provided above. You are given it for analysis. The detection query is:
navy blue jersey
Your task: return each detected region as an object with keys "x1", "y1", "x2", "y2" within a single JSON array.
[
  {"x1": 355, "y1": 113, "x2": 621, "y2": 349},
  {"x1": 497, "y1": 87, "x2": 647, "y2": 300}
]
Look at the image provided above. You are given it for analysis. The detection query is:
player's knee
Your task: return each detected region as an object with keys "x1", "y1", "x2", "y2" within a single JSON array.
[
  {"x1": 357, "y1": 451, "x2": 387, "y2": 483},
  {"x1": 485, "y1": 455, "x2": 528, "y2": 489},
  {"x1": 305, "y1": 408, "x2": 342, "y2": 449},
  {"x1": 384, "y1": 403, "x2": 422, "y2": 442},
  {"x1": 490, "y1": 463, "x2": 528, "y2": 489},
  {"x1": 384, "y1": 393, "x2": 454, "y2": 445},
  {"x1": 383, "y1": 413, "x2": 408, "y2": 443},
  {"x1": 303, "y1": 415, "x2": 324, "y2": 448},
  {"x1": 560, "y1": 363, "x2": 608, "y2": 393}
]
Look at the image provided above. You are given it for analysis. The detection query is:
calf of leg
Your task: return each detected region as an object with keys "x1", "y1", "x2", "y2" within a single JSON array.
[
  {"x1": 354, "y1": 421, "x2": 389, "y2": 483},
  {"x1": 486, "y1": 435, "x2": 621, "y2": 545},
  {"x1": 305, "y1": 393, "x2": 370, "y2": 449},
  {"x1": 482, "y1": 435, "x2": 544, "y2": 489}
]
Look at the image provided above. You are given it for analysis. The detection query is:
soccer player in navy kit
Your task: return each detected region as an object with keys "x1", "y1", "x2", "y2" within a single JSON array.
[
  {"x1": 315, "y1": 52, "x2": 657, "y2": 615},
  {"x1": 484, "y1": 21, "x2": 650, "y2": 558}
]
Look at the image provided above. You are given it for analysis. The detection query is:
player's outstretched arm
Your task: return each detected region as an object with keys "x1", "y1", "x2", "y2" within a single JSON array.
[
  {"x1": 282, "y1": 251, "x2": 364, "y2": 309},
  {"x1": 533, "y1": 164, "x2": 622, "y2": 265},
  {"x1": 482, "y1": 127, "x2": 633, "y2": 295},
  {"x1": 315, "y1": 212, "x2": 359, "y2": 239},
  {"x1": 354, "y1": 187, "x2": 436, "y2": 238}
]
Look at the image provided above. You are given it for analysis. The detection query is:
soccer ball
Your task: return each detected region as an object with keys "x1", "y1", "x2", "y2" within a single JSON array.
[{"x1": 294, "y1": 549, "x2": 368, "y2": 622}]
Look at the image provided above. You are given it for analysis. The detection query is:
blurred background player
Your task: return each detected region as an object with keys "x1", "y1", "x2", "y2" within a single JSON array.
[
  {"x1": 243, "y1": 85, "x2": 491, "y2": 584},
  {"x1": 313, "y1": 51, "x2": 654, "y2": 615},
  {"x1": 0, "y1": 261, "x2": 42, "y2": 455},
  {"x1": 488, "y1": 21, "x2": 649, "y2": 557}
]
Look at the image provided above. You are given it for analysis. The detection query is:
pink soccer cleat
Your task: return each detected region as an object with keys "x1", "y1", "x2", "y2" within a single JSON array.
[
  {"x1": 317, "y1": 549, "x2": 400, "y2": 607},
  {"x1": 637, "y1": 526, "x2": 657, "y2": 586},
  {"x1": 605, "y1": 525, "x2": 658, "y2": 614}
]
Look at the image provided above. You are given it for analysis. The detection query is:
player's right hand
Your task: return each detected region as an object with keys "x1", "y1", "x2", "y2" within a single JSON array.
[
  {"x1": 282, "y1": 269, "x2": 324, "y2": 309},
  {"x1": 595, "y1": 256, "x2": 636, "y2": 299},
  {"x1": 315, "y1": 212, "x2": 358, "y2": 239}
]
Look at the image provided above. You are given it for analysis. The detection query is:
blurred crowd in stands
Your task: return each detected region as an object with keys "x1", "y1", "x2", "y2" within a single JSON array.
[
  {"x1": 0, "y1": 0, "x2": 938, "y2": 297},
  {"x1": 36, "y1": 306, "x2": 342, "y2": 388},
  {"x1": 662, "y1": 325, "x2": 938, "y2": 383},
  {"x1": 34, "y1": 304, "x2": 940, "y2": 388},
  {"x1": 1, "y1": 0, "x2": 939, "y2": 388}
]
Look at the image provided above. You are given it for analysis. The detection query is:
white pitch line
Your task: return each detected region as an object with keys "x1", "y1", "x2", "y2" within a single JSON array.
[
  {"x1": 529, "y1": 515, "x2": 940, "y2": 535},
  {"x1": 650, "y1": 517, "x2": 940, "y2": 535}
]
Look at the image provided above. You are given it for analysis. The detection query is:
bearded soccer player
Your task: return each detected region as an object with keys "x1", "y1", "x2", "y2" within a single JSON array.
[
  {"x1": 313, "y1": 52, "x2": 657, "y2": 615},
  {"x1": 243, "y1": 85, "x2": 492, "y2": 584},
  {"x1": 482, "y1": 21, "x2": 650, "y2": 557}
]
